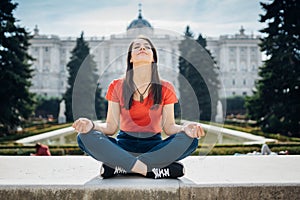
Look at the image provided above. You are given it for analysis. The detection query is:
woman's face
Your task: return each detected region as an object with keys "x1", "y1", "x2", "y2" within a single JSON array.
[{"x1": 130, "y1": 38, "x2": 154, "y2": 65}]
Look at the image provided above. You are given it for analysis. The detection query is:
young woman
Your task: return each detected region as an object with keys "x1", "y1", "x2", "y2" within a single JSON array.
[{"x1": 73, "y1": 36, "x2": 205, "y2": 179}]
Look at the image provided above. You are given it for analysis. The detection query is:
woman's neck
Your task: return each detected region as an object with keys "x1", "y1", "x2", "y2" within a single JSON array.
[{"x1": 132, "y1": 64, "x2": 152, "y2": 86}]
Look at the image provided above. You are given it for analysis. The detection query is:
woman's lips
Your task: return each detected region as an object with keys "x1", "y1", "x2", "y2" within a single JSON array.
[{"x1": 138, "y1": 51, "x2": 147, "y2": 55}]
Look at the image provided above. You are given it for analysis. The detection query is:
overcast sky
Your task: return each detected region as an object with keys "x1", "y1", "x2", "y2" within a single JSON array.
[{"x1": 13, "y1": 0, "x2": 269, "y2": 38}]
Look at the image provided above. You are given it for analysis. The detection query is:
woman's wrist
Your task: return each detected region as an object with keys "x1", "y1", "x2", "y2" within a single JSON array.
[
  {"x1": 88, "y1": 120, "x2": 95, "y2": 132},
  {"x1": 93, "y1": 122, "x2": 108, "y2": 134}
]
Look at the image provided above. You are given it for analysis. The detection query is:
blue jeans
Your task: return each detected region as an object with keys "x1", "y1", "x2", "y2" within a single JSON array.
[{"x1": 77, "y1": 130, "x2": 198, "y2": 172}]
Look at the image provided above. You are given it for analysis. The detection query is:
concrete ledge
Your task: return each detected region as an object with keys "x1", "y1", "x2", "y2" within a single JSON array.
[
  {"x1": 1, "y1": 185, "x2": 299, "y2": 200},
  {"x1": 179, "y1": 184, "x2": 300, "y2": 200},
  {"x1": 0, "y1": 185, "x2": 179, "y2": 200},
  {"x1": 1, "y1": 156, "x2": 300, "y2": 199}
]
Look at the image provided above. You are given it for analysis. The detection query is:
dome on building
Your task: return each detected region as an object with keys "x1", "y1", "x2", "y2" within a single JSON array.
[{"x1": 127, "y1": 4, "x2": 153, "y2": 30}]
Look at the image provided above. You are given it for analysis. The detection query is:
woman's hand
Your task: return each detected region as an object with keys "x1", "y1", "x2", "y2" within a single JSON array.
[
  {"x1": 72, "y1": 118, "x2": 94, "y2": 134},
  {"x1": 182, "y1": 123, "x2": 205, "y2": 138}
]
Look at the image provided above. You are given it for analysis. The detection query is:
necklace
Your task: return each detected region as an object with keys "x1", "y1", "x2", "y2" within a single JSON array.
[{"x1": 133, "y1": 82, "x2": 151, "y2": 103}]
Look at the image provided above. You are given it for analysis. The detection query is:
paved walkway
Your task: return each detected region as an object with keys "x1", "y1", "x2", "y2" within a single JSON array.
[{"x1": 1, "y1": 156, "x2": 300, "y2": 199}]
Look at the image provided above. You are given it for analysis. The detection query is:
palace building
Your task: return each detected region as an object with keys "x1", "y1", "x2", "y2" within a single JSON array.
[{"x1": 28, "y1": 8, "x2": 262, "y2": 99}]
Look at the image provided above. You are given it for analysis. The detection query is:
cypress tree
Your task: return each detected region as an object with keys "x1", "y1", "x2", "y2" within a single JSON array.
[
  {"x1": 0, "y1": 0, "x2": 35, "y2": 133},
  {"x1": 246, "y1": 0, "x2": 300, "y2": 136},
  {"x1": 195, "y1": 34, "x2": 219, "y2": 121},
  {"x1": 178, "y1": 26, "x2": 219, "y2": 121},
  {"x1": 64, "y1": 32, "x2": 104, "y2": 121}
]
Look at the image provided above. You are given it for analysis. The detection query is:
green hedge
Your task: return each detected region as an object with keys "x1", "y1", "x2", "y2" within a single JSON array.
[
  {"x1": 1, "y1": 143, "x2": 300, "y2": 156},
  {"x1": 0, "y1": 144, "x2": 83, "y2": 156},
  {"x1": 0, "y1": 147, "x2": 84, "y2": 156},
  {"x1": 192, "y1": 143, "x2": 300, "y2": 155}
]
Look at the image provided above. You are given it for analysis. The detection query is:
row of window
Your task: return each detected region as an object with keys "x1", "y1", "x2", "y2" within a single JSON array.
[
  {"x1": 228, "y1": 62, "x2": 257, "y2": 71},
  {"x1": 229, "y1": 47, "x2": 258, "y2": 53},
  {"x1": 231, "y1": 91, "x2": 248, "y2": 96},
  {"x1": 31, "y1": 64, "x2": 67, "y2": 73},
  {"x1": 33, "y1": 47, "x2": 69, "y2": 55},
  {"x1": 231, "y1": 79, "x2": 254, "y2": 86},
  {"x1": 32, "y1": 78, "x2": 65, "y2": 89}
]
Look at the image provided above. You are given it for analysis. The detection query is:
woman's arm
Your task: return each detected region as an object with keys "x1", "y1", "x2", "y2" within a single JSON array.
[
  {"x1": 94, "y1": 101, "x2": 120, "y2": 135},
  {"x1": 162, "y1": 104, "x2": 205, "y2": 138},
  {"x1": 72, "y1": 101, "x2": 120, "y2": 135},
  {"x1": 161, "y1": 104, "x2": 183, "y2": 135}
]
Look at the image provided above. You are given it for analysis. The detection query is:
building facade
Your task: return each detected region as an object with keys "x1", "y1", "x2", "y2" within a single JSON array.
[
  {"x1": 28, "y1": 10, "x2": 261, "y2": 99},
  {"x1": 206, "y1": 27, "x2": 262, "y2": 97}
]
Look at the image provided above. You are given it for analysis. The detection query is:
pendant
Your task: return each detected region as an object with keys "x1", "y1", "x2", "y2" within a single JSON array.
[{"x1": 140, "y1": 95, "x2": 144, "y2": 103}]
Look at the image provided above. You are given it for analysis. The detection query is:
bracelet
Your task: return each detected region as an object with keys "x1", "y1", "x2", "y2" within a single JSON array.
[{"x1": 87, "y1": 120, "x2": 95, "y2": 133}]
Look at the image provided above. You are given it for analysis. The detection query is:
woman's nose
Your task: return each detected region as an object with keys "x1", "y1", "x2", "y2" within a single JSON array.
[{"x1": 140, "y1": 46, "x2": 146, "y2": 50}]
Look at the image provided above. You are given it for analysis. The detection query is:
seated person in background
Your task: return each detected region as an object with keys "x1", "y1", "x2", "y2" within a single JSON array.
[
  {"x1": 261, "y1": 143, "x2": 272, "y2": 155},
  {"x1": 234, "y1": 144, "x2": 278, "y2": 156},
  {"x1": 261, "y1": 143, "x2": 277, "y2": 155},
  {"x1": 31, "y1": 143, "x2": 51, "y2": 156}
]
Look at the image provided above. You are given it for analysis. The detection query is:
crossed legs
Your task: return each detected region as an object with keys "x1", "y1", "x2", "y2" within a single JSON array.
[{"x1": 77, "y1": 130, "x2": 198, "y2": 176}]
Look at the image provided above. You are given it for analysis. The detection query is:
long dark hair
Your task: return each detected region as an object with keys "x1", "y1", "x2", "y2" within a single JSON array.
[{"x1": 122, "y1": 36, "x2": 162, "y2": 110}]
